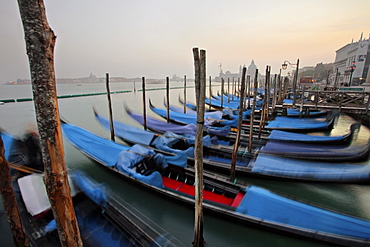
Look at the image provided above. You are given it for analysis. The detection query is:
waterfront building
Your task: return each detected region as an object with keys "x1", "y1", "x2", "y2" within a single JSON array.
[
  {"x1": 215, "y1": 65, "x2": 242, "y2": 83},
  {"x1": 332, "y1": 34, "x2": 370, "y2": 86},
  {"x1": 215, "y1": 60, "x2": 263, "y2": 86}
]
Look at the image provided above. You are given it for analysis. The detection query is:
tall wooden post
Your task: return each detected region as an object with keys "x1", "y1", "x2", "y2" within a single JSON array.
[
  {"x1": 192, "y1": 47, "x2": 205, "y2": 247},
  {"x1": 248, "y1": 70, "x2": 258, "y2": 153},
  {"x1": 272, "y1": 74, "x2": 278, "y2": 112},
  {"x1": 106, "y1": 73, "x2": 115, "y2": 142},
  {"x1": 247, "y1": 75, "x2": 251, "y2": 109},
  {"x1": 142, "y1": 77, "x2": 147, "y2": 130},
  {"x1": 221, "y1": 78, "x2": 224, "y2": 108},
  {"x1": 230, "y1": 67, "x2": 246, "y2": 181},
  {"x1": 259, "y1": 66, "x2": 270, "y2": 138},
  {"x1": 209, "y1": 76, "x2": 212, "y2": 111},
  {"x1": 166, "y1": 77, "x2": 170, "y2": 123},
  {"x1": 183, "y1": 75, "x2": 187, "y2": 113},
  {"x1": 292, "y1": 59, "x2": 300, "y2": 105},
  {"x1": 232, "y1": 79, "x2": 235, "y2": 101},
  {"x1": 17, "y1": 1, "x2": 83, "y2": 246},
  {"x1": 227, "y1": 78, "x2": 230, "y2": 102},
  {"x1": 0, "y1": 135, "x2": 29, "y2": 246}
]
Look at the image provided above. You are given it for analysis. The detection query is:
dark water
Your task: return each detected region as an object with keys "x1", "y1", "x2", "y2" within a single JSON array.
[{"x1": 1, "y1": 82, "x2": 370, "y2": 247}]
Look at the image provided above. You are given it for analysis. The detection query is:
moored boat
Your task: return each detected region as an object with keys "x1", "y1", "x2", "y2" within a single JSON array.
[
  {"x1": 1, "y1": 130, "x2": 184, "y2": 247},
  {"x1": 61, "y1": 121, "x2": 370, "y2": 246},
  {"x1": 94, "y1": 111, "x2": 370, "y2": 183},
  {"x1": 126, "y1": 104, "x2": 360, "y2": 145}
]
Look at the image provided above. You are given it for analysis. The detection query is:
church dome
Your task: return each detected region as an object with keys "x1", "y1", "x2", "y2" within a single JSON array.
[{"x1": 247, "y1": 60, "x2": 257, "y2": 78}]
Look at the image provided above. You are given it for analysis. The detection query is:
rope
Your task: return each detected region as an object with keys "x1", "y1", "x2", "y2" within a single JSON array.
[{"x1": 8, "y1": 162, "x2": 43, "y2": 174}]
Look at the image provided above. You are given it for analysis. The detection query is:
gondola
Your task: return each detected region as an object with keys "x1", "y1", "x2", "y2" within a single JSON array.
[
  {"x1": 152, "y1": 99, "x2": 338, "y2": 133},
  {"x1": 169, "y1": 97, "x2": 252, "y2": 120},
  {"x1": 280, "y1": 108, "x2": 329, "y2": 117},
  {"x1": 61, "y1": 121, "x2": 370, "y2": 246},
  {"x1": 259, "y1": 112, "x2": 339, "y2": 132},
  {"x1": 150, "y1": 99, "x2": 240, "y2": 127},
  {"x1": 0, "y1": 131, "x2": 184, "y2": 247},
  {"x1": 94, "y1": 111, "x2": 370, "y2": 182},
  {"x1": 125, "y1": 103, "x2": 360, "y2": 145}
]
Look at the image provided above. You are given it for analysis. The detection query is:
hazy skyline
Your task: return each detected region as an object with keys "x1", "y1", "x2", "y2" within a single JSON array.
[{"x1": 1, "y1": 0, "x2": 369, "y2": 83}]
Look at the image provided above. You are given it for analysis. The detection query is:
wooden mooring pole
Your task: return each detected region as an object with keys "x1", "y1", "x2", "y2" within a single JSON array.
[
  {"x1": 292, "y1": 59, "x2": 300, "y2": 105},
  {"x1": 192, "y1": 47, "x2": 205, "y2": 247},
  {"x1": 183, "y1": 75, "x2": 187, "y2": 113},
  {"x1": 17, "y1": 0, "x2": 83, "y2": 245},
  {"x1": 166, "y1": 77, "x2": 170, "y2": 123},
  {"x1": 209, "y1": 76, "x2": 212, "y2": 111},
  {"x1": 0, "y1": 136, "x2": 29, "y2": 246},
  {"x1": 106, "y1": 73, "x2": 115, "y2": 141},
  {"x1": 230, "y1": 67, "x2": 246, "y2": 181},
  {"x1": 142, "y1": 77, "x2": 147, "y2": 130},
  {"x1": 221, "y1": 78, "x2": 224, "y2": 108},
  {"x1": 248, "y1": 70, "x2": 258, "y2": 153}
]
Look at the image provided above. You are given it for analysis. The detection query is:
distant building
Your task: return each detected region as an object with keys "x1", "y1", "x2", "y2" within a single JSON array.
[
  {"x1": 215, "y1": 65, "x2": 242, "y2": 82},
  {"x1": 247, "y1": 60, "x2": 257, "y2": 80},
  {"x1": 332, "y1": 34, "x2": 370, "y2": 86}
]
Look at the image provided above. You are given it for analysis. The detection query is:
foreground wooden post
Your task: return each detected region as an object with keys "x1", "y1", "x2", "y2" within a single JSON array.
[
  {"x1": 258, "y1": 66, "x2": 270, "y2": 138},
  {"x1": 192, "y1": 47, "x2": 205, "y2": 247},
  {"x1": 0, "y1": 136, "x2": 29, "y2": 247},
  {"x1": 292, "y1": 59, "x2": 300, "y2": 105},
  {"x1": 142, "y1": 77, "x2": 147, "y2": 130},
  {"x1": 183, "y1": 75, "x2": 187, "y2": 113},
  {"x1": 166, "y1": 77, "x2": 170, "y2": 123},
  {"x1": 247, "y1": 75, "x2": 251, "y2": 109},
  {"x1": 248, "y1": 70, "x2": 258, "y2": 153},
  {"x1": 230, "y1": 67, "x2": 246, "y2": 181},
  {"x1": 17, "y1": 1, "x2": 83, "y2": 246},
  {"x1": 209, "y1": 76, "x2": 212, "y2": 111},
  {"x1": 221, "y1": 78, "x2": 224, "y2": 108},
  {"x1": 271, "y1": 74, "x2": 278, "y2": 113},
  {"x1": 227, "y1": 78, "x2": 230, "y2": 102},
  {"x1": 106, "y1": 73, "x2": 115, "y2": 141}
]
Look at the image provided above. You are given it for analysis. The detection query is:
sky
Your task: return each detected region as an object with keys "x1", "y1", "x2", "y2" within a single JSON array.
[{"x1": 1, "y1": 0, "x2": 370, "y2": 82}]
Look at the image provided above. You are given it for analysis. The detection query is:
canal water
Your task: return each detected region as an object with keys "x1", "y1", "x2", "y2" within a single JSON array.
[{"x1": 1, "y1": 82, "x2": 370, "y2": 247}]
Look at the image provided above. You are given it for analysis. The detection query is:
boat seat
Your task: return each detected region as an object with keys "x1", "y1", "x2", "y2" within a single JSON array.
[{"x1": 135, "y1": 156, "x2": 157, "y2": 176}]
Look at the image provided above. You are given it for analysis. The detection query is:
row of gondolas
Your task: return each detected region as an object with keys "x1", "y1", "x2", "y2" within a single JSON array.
[{"x1": 2, "y1": 92, "x2": 370, "y2": 246}]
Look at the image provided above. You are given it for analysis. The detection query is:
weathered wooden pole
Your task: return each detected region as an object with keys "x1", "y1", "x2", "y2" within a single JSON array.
[
  {"x1": 292, "y1": 59, "x2": 300, "y2": 105},
  {"x1": 0, "y1": 135, "x2": 29, "y2": 246},
  {"x1": 230, "y1": 67, "x2": 246, "y2": 181},
  {"x1": 142, "y1": 77, "x2": 147, "y2": 130},
  {"x1": 247, "y1": 75, "x2": 251, "y2": 109},
  {"x1": 17, "y1": 1, "x2": 83, "y2": 246},
  {"x1": 209, "y1": 76, "x2": 212, "y2": 111},
  {"x1": 265, "y1": 68, "x2": 271, "y2": 124},
  {"x1": 166, "y1": 77, "x2": 170, "y2": 123},
  {"x1": 300, "y1": 85, "x2": 306, "y2": 116},
  {"x1": 283, "y1": 76, "x2": 289, "y2": 103},
  {"x1": 237, "y1": 77, "x2": 240, "y2": 93},
  {"x1": 192, "y1": 47, "x2": 205, "y2": 247},
  {"x1": 277, "y1": 69, "x2": 283, "y2": 104},
  {"x1": 106, "y1": 73, "x2": 115, "y2": 142},
  {"x1": 272, "y1": 74, "x2": 278, "y2": 113},
  {"x1": 248, "y1": 70, "x2": 258, "y2": 153},
  {"x1": 183, "y1": 75, "x2": 187, "y2": 113},
  {"x1": 227, "y1": 78, "x2": 230, "y2": 102},
  {"x1": 258, "y1": 66, "x2": 270, "y2": 138},
  {"x1": 232, "y1": 79, "x2": 235, "y2": 101},
  {"x1": 221, "y1": 78, "x2": 224, "y2": 108}
]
